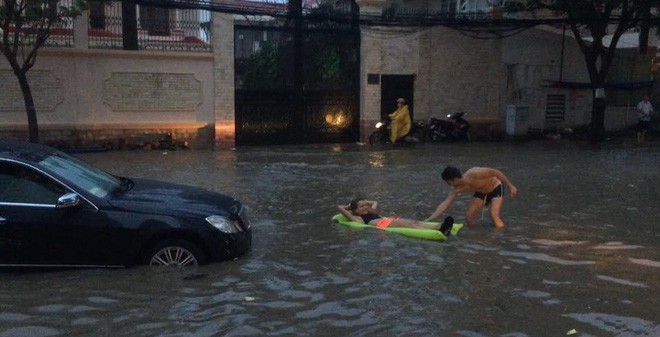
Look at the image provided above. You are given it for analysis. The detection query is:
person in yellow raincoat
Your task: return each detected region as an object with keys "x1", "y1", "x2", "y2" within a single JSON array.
[{"x1": 389, "y1": 98, "x2": 411, "y2": 143}]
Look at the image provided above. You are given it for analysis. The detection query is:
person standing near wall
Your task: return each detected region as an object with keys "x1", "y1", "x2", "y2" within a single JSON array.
[
  {"x1": 389, "y1": 98, "x2": 411, "y2": 143},
  {"x1": 636, "y1": 93, "x2": 654, "y2": 143}
]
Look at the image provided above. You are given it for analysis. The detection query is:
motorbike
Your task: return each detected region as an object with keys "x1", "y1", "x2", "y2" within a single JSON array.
[
  {"x1": 428, "y1": 112, "x2": 471, "y2": 142},
  {"x1": 369, "y1": 119, "x2": 427, "y2": 145}
]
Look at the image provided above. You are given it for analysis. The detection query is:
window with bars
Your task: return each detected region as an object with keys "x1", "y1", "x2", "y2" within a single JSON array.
[{"x1": 545, "y1": 94, "x2": 566, "y2": 122}]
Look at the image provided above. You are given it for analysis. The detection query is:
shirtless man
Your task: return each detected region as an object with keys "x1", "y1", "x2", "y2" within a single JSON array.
[{"x1": 426, "y1": 166, "x2": 517, "y2": 228}]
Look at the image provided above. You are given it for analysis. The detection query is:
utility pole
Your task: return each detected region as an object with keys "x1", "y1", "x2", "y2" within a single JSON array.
[{"x1": 122, "y1": 0, "x2": 138, "y2": 50}]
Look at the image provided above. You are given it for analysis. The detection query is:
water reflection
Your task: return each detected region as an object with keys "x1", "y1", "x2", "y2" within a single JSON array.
[{"x1": 1, "y1": 141, "x2": 659, "y2": 336}]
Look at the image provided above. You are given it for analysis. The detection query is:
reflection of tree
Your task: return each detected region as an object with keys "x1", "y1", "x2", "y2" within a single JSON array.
[{"x1": 242, "y1": 41, "x2": 283, "y2": 89}]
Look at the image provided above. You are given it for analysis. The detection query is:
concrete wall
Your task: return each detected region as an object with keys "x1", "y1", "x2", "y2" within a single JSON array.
[
  {"x1": 423, "y1": 26, "x2": 503, "y2": 122},
  {"x1": 0, "y1": 9, "x2": 223, "y2": 149},
  {"x1": 0, "y1": 48, "x2": 215, "y2": 148},
  {"x1": 359, "y1": 25, "x2": 423, "y2": 141},
  {"x1": 358, "y1": 23, "x2": 512, "y2": 140},
  {"x1": 357, "y1": 0, "x2": 650, "y2": 139},
  {"x1": 356, "y1": 4, "x2": 597, "y2": 140},
  {"x1": 501, "y1": 26, "x2": 593, "y2": 132}
]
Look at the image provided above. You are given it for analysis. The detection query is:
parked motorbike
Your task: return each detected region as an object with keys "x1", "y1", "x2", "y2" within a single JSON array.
[
  {"x1": 428, "y1": 112, "x2": 471, "y2": 142},
  {"x1": 369, "y1": 119, "x2": 427, "y2": 145}
]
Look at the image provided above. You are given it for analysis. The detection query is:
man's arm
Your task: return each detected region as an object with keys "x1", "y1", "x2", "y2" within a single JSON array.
[{"x1": 426, "y1": 190, "x2": 458, "y2": 222}]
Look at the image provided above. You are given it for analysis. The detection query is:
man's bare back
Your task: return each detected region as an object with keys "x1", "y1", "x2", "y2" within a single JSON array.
[{"x1": 453, "y1": 167, "x2": 503, "y2": 194}]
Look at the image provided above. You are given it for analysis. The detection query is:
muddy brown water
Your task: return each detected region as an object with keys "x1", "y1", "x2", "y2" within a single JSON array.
[{"x1": 1, "y1": 141, "x2": 659, "y2": 337}]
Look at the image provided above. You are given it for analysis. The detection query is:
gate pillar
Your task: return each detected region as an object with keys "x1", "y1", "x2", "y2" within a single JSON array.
[
  {"x1": 212, "y1": 12, "x2": 236, "y2": 149},
  {"x1": 355, "y1": 0, "x2": 387, "y2": 143}
]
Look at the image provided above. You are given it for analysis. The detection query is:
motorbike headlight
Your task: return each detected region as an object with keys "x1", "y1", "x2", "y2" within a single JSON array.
[
  {"x1": 375, "y1": 122, "x2": 383, "y2": 128},
  {"x1": 447, "y1": 114, "x2": 452, "y2": 118},
  {"x1": 206, "y1": 215, "x2": 242, "y2": 233}
]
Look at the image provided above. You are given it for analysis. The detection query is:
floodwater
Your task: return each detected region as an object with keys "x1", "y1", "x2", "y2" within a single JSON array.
[{"x1": 1, "y1": 140, "x2": 659, "y2": 337}]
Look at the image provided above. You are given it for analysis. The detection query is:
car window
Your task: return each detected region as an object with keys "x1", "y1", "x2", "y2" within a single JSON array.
[
  {"x1": 0, "y1": 162, "x2": 65, "y2": 205},
  {"x1": 38, "y1": 153, "x2": 121, "y2": 198}
]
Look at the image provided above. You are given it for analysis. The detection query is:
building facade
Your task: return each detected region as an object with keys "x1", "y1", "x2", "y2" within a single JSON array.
[{"x1": 0, "y1": 0, "x2": 650, "y2": 149}]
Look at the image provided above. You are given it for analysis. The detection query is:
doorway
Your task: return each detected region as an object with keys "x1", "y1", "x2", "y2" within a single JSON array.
[{"x1": 380, "y1": 75, "x2": 415, "y2": 119}]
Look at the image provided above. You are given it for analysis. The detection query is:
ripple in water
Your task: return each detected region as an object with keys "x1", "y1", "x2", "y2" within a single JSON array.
[
  {"x1": 564, "y1": 312, "x2": 660, "y2": 336},
  {"x1": 498, "y1": 251, "x2": 596, "y2": 265},
  {"x1": 0, "y1": 326, "x2": 61, "y2": 337},
  {"x1": 596, "y1": 275, "x2": 648, "y2": 288},
  {"x1": 628, "y1": 258, "x2": 660, "y2": 268},
  {"x1": 593, "y1": 242, "x2": 644, "y2": 250}
]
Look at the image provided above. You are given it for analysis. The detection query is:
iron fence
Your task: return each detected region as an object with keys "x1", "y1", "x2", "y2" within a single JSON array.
[
  {"x1": 5, "y1": 0, "x2": 76, "y2": 48},
  {"x1": 88, "y1": 2, "x2": 211, "y2": 52},
  {"x1": 234, "y1": 21, "x2": 360, "y2": 145}
]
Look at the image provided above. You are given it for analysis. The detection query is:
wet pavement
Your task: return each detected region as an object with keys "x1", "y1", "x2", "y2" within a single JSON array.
[{"x1": 1, "y1": 140, "x2": 659, "y2": 337}]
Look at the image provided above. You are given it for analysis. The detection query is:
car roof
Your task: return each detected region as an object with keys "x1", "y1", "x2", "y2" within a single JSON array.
[{"x1": 0, "y1": 139, "x2": 59, "y2": 164}]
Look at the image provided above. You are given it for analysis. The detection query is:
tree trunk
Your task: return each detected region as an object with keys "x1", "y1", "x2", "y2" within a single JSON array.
[
  {"x1": 587, "y1": 63, "x2": 607, "y2": 142},
  {"x1": 591, "y1": 91, "x2": 606, "y2": 142},
  {"x1": 16, "y1": 71, "x2": 40, "y2": 143}
]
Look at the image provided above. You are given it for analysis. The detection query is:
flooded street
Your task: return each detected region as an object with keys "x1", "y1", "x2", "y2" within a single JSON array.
[{"x1": 1, "y1": 140, "x2": 659, "y2": 337}]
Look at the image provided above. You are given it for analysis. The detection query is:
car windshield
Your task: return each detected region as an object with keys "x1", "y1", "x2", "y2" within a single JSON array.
[{"x1": 38, "y1": 152, "x2": 121, "y2": 198}]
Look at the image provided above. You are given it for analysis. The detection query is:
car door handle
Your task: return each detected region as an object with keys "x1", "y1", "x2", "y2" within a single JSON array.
[{"x1": 0, "y1": 216, "x2": 6, "y2": 225}]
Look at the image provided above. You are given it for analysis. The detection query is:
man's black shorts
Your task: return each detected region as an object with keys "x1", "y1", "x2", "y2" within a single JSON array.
[{"x1": 473, "y1": 184, "x2": 503, "y2": 206}]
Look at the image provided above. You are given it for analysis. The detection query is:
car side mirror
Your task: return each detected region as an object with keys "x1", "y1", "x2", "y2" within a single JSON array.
[{"x1": 57, "y1": 192, "x2": 82, "y2": 209}]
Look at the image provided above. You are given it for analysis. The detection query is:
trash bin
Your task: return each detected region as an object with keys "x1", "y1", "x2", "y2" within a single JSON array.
[{"x1": 506, "y1": 105, "x2": 528, "y2": 136}]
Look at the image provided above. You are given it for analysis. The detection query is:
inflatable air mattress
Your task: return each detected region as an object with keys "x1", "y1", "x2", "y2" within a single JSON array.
[{"x1": 332, "y1": 214, "x2": 463, "y2": 241}]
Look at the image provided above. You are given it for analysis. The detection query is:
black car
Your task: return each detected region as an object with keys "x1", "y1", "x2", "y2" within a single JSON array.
[{"x1": 0, "y1": 140, "x2": 251, "y2": 269}]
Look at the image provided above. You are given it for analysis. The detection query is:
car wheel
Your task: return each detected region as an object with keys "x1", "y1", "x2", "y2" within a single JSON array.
[{"x1": 146, "y1": 239, "x2": 205, "y2": 268}]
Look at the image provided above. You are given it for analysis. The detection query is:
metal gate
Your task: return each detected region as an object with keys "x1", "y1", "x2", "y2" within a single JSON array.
[{"x1": 234, "y1": 8, "x2": 360, "y2": 145}]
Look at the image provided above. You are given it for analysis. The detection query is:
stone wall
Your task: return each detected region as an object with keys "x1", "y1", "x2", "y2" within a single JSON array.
[
  {"x1": 0, "y1": 48, "x2": 214, "y2": 125},
  {"x1": 0, "y1": 123, "x2": 214, "y2": 150},
  {"x1": 1, "y1": 48, "x2": 215, "y2": 149}
]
